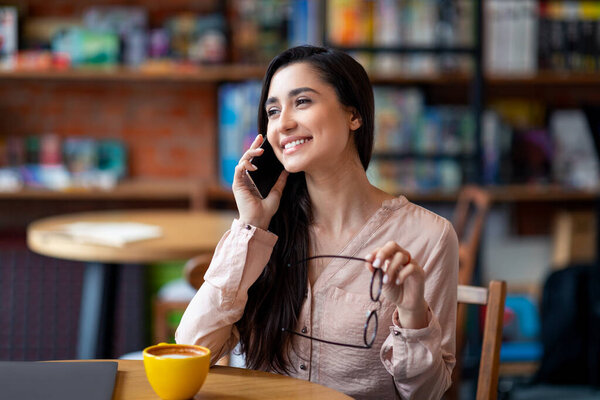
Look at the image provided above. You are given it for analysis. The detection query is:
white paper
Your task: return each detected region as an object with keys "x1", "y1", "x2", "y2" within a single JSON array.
[{"x1": 57, "y1": 222, "x2": 163, "y2": 247}]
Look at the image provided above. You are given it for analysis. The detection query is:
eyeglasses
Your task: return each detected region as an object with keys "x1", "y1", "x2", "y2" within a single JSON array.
[{"x1": 282, "y1": 255, "x2": 383, "y2": 349}]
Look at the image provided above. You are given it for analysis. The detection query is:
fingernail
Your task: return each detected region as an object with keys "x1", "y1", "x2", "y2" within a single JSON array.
[
  {"x1": 372, "y1": 258, "x2": 381, "y2": 268},
  {"x1": 383, "y1": 260, "x2": 390, "y2": 272},
  {"x1": 364, "y1": 253, "x2": 373, "y2": 261},
  {"x1": 395, "y1": 278, "x2": 401, "y2": 285},
  {"x1": 256, "y1": 134, "x2": 262, "y2": 139},
  {"x1": 383, "y1": 274, "x2": 389, "y2": 284}
]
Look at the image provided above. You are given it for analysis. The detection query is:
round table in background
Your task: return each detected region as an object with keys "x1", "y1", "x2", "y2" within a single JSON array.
[{"x1": 27, "y1": 209, "x2": 236, "y2": 359}]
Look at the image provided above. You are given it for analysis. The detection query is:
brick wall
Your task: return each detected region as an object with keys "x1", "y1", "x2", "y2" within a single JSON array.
[{"x1": 0, "y1": 80, "x2": 219, "y2": 179}]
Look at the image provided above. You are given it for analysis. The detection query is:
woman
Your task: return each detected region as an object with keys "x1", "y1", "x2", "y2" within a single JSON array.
[{"x1": 176, "y1": 45, "x2": 458, "y2": 400}]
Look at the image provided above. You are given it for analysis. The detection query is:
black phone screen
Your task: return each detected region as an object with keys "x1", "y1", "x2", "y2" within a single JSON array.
[{"x1": 246, "y1": 138, "x2": 285, "y2": 199}]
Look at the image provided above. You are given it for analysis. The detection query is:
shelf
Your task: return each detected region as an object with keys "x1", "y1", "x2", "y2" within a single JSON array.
[
  {"x1": 331, "y1": 45, "x2": 477, "y2": 55},
  {"x1": 0, "y1": 180, "x2": 597, "y2": 206},
  {"x1": 368, "y1": 71, "x2": 472, "y2": 85},
  {"x1": 486, "y1": 184, "x2": 600, "y2": 203},
  {"x1": 3, "y1": 67, "x2": 598, "y2": 87},
  {"x1": 207, "y1": 184, "x2": 600, "y2": 205},
  {"x1": 0, "y1": 65, "x2": 474, "y2": 85},
  {"x1": 487, "y1": 71, "x2": 600, "y2": 86},
  {"x1": 0, "y1": 178, "x2": 199, "y2": 201},
  {"x1": 0, "y1": 64, "x2": 267, "y2": 83}
]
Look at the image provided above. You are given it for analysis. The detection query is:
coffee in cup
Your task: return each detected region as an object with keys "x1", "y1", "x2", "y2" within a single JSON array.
[{"x1": 143, "y1": 343, "x2": 211, "y2": 400}]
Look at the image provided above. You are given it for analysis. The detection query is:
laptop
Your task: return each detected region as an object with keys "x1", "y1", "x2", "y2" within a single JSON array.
[{"x1": 0, "y1": 361, "x2": 118, "y2": 400}]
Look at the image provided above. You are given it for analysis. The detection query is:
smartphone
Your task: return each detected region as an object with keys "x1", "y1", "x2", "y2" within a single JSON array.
[{"x1": 246, "y1": 138, "x2": 285, "y2": 199}]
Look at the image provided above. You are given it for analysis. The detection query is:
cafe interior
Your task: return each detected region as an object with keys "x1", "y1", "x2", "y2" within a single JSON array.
[{"x1": 1, "y1": 0, "x2": 600, "y2": 399}]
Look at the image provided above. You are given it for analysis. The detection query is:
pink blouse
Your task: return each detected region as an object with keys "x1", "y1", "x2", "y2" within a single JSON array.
[{"x1": 176, "y1": 196, "x2": 458, "y2": 400}]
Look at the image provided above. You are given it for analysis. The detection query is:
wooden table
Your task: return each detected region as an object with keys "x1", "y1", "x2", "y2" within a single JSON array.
[
  {"x1": 27, "y1": 210, "x2": 236, "y2": 359},
  {"x1": 107, "y1": 360, "x2": 352, "y2": 399}
]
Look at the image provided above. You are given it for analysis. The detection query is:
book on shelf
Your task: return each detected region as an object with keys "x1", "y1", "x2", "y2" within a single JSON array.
[
  {"x1": 218, "y1": 81, "x2": 261, "y2": 187},
  {"x1": 485, "y1": 0, "x2": 538, "y2": 75},
  {"x1": 0, "y1": 135, "x2": 128, "y2": 192},
  {"x1": 550, "y1": 109, "x2": 600, "y2": 189},
  {"x1": 538, "y1": 1, "x2": 600, "y2": 73},
  {"x1": 0, "y1": 6, "x2": 17, "y2": 69},
  {"x1": 228, "y1": 0, "x2": 289, "y2": 64},
  {"x1": 288, "y1": 0, "x2": 322, "y2": 47}
]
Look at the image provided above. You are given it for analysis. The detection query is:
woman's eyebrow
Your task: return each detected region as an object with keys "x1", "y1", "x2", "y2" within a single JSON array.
[
  {"x1": 265, "y1": 87, "x2": 319, "y2": 106},
  {"x1": 289, "y1": 87, "x2": 318, "y2": 97}
]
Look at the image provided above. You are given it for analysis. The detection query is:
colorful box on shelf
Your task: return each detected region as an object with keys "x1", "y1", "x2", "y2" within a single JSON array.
[{"x1": 0, "y1": 135, "x2": 127, "y2": 192}]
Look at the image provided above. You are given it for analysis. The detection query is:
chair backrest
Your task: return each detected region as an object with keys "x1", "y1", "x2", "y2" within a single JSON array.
[
  {"x1": 152, "y1": 253, "x2": 213, "y2": 344},
  {"x1": 457, "y1": 281, "x2": 507, "y2": 400},
  {"x1": 452, "y1": 185, "x2": 491, "y2": 286},
  {"x1": 449, "y1": 186, "x2": 492, "y2": 400},
  {"x1": 183, "y1": 253, "x2": 213, "y2": 290}
]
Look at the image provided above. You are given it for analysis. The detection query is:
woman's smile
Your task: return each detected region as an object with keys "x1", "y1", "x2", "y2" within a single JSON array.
[{"x1": 282, "y1": 137, "x2": 313, "y2": 155}]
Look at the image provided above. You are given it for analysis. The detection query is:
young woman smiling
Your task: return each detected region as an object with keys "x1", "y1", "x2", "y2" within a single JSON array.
[{"x1": 176, "y1": 46, "x2": 458, "y2": 400}]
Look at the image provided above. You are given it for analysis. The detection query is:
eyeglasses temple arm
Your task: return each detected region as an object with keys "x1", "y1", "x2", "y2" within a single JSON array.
[{"x1": 281, "y1": 328, "x2": 371, "y2": 349}]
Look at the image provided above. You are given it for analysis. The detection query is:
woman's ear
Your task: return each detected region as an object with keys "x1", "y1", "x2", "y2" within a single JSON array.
[{"x1": 349, "y1": 109, "x2": 362, "y2": 131}]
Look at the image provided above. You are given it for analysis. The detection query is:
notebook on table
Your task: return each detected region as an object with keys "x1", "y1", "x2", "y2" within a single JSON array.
[{"x1": 0, "y1": 361, "x2": 118, "y2": 400}]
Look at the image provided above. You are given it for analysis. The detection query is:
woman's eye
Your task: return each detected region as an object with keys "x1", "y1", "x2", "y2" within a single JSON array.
[
  {"x1": 296, "y1": 98, "x2": 311, "y2": 106},
  {"x1": 267, "y1": 108, "x2": 279, "y2": 117}
]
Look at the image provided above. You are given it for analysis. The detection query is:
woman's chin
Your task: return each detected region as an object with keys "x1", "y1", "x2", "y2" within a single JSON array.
[
  {"x1": 282, "y1": 162, "x2": 306, "y2": 174},
  {"x1": 286, "y1": 167, "x2": 303, "y2": 174}
]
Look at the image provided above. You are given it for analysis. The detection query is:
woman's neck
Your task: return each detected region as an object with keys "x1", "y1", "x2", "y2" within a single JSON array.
[{"x1": 305, "y1": 158, "x2": 392, "y2": 238}]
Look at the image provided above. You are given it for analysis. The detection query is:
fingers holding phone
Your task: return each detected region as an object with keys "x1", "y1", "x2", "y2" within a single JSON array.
[
  {"x1": 233, "y1": 134, "x2": 288, "y2": 230},
  {"x1": 233, "y1": 134, "x2": 264, "y2": 191}
]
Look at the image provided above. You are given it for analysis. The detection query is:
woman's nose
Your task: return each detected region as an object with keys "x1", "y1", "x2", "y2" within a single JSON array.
[{"x1": 278, "y1": 108, "x2": 297, "y2": 132}]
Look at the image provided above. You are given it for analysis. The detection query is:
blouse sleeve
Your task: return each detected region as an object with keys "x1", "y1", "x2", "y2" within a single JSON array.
[
  {"x1": 379, "y1": 219, "x2": 459, "y2": 400},
  {"x1": 175, "y1": 219, "x2": 278, "y2": 365}
]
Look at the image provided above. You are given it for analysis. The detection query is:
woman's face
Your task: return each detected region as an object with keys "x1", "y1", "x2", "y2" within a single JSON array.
[{"x1": 264, "y1": 62, "x2": 361, "y2": 174}]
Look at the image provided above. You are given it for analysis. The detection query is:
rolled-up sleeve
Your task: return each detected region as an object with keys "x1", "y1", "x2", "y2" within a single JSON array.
[
  {"x1": 380, "y1": 219, "x2": 459, "y2": 399},
  {"x1": 175, "y1": 219, "x2": 277, "y2": 364}
]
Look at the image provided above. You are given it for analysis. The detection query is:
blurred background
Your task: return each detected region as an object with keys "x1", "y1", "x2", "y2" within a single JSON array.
[{"x1": 1, "y1": 1, "x2": 600, "y2": 399}]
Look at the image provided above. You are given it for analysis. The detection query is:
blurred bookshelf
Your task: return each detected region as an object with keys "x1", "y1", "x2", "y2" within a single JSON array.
[{"x1": 1, "y1": 0, "x2": 600, "y2": 199}]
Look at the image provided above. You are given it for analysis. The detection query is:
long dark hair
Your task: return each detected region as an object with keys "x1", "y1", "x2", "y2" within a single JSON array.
[{"x1": 235, "y1": 45, "x2": 375, "y2": 373}]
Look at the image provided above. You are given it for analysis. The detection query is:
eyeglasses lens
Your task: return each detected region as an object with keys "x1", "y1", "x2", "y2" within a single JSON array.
[{"x1": 370, "y1": 268, "x2": 383, "y2": 302}]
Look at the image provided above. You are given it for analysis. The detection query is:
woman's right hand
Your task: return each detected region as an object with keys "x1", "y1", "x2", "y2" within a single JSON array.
[{"x1": 232, "y1": 134, "x2": 288, "y2": 230}]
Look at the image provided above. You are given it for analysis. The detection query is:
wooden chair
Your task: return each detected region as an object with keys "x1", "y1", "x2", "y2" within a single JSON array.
[
  {"x1": 152, "y1": 255, "x2": 208, "y2": 340},
  {"x1": 453, "y1": 185, "x2": 491, "y2": 287},
  {"x1": 152, "y1": 253, "x2": 231, "y2": 365},
  {"x1": 152, "y1": 254, "x2": 212, "y2": 344},
  {"x1": 457, "y1": 281, "x2": 507, "y2": 400},
  {"x1": 448, "y1": 185, "x2": 492, "y2": 399}
]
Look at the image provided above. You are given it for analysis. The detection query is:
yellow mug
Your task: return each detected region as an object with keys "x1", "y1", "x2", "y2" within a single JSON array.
[{"x1": 143, "y1": 343, "x2": 211, "y2": 400}]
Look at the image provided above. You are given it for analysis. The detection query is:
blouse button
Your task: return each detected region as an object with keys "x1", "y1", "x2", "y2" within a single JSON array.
[
  {"x1": 245, "y1": 225, "x2": 251, "y2": 230},
  {"x1": 301, "y1": 326, "x2": 308, "y2": 334},
  {"x1": 394, "y1": 330, "x2": 401, "y2": 336},
  {"x1": 299, "y1": 364, "x2": 307, "y2": 371}
]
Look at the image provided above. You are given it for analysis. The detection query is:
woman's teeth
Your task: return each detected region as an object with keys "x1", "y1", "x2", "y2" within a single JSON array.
[{"x1": 284, "y1": 138, "x2": 310, "y2": 150}]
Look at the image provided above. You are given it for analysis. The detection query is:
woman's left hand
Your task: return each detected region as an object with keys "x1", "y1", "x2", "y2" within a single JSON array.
[{"x1": 365, "y1": 241, "x2": 428, "y2": 329}]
